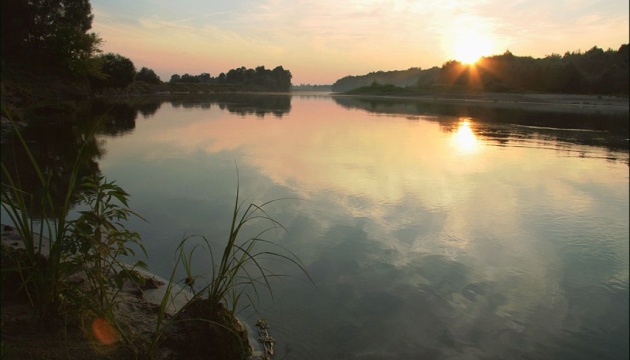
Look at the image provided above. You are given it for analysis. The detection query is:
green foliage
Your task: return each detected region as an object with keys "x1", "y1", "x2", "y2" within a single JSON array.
[
  {"x1": 437, "y1": 44, "x2": 629, "y2": 94},
  {"x1": 332, "y1": 67, "x2": 437, "y2": 92},
  {"x1": 333, "y1": 44, "x2": 628, "y2": 95},
  {"x1": 0, "y1": 0, "x2": 102, "y2": 76},
  {"x1": 169, "y1": 72, "x2": 212, "y2": 84},
  {"x1": 64, "y1": 175, "x2": 147, "y2": 318},
  {"x1": 1, "y1": 108, "x2": 309, "y2": 356},
  {"x1": 204, "y1": 179, "x2": 310, "y2": 311},
  {"x1": 1, "y1": 110, "x2": 146, "y2": 337},
  {"x1": 135, "y1": 67, "x2": 162, "y2": 84},
  {"x1": 1, "y1": 111, "x2": 82, "y2": 320},
  {"x1": 158, "y1": 179, "x2": 310, "y2": 314},
  {"x1": 90, "y1": 53, "x2": 136, "y2": 90},
  {"x1": 136, "y1": 178, "x2": 310, "y2": 358},
  {"x1": 170, "y1": 65, "x2": 293, "y2": 91}
]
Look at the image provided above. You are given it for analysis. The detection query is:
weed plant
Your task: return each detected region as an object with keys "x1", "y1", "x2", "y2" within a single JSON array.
[
  {"x1": 140, "y1": 177, "x2": 312, "y2": 358},
  {"x1": 1, "y1": 111, "x2": 146, "y2": 337},
  {"x1": 2, "y1": 108, "x2": 311, "y2": 357},
  {"x1": 63, "y1": 174, "x2": 148, "y2": 343},
  {"x1": 1, "y1": 112, "x2": 81, "y2": 321}
]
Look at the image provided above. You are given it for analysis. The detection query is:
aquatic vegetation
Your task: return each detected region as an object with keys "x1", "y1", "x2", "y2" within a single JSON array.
[
  {"x1": 1, "y1": 110, "x2": 147, "y2": 350},
  {"x1": 141, "y1": 175, "x2": 312, "y2": 358},
  {"x1": 63, "y1": 174, "x2": 148, "y2": 346},
  {"x1": 1, "y1": 111, "x2": 83, "y2": 321},
  {"x1": 2, "y1": 109, "x2": 311, "y2": 358}
]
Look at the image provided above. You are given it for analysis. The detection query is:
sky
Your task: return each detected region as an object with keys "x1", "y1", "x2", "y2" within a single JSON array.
[{"x1": 90, "y1": 0, "x2": 629, "y2": 85}]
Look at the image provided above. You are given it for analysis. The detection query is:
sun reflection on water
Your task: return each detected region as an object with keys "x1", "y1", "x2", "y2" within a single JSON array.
[{"x1": 452, "y1": 118, "x2": 479, "y2": 153}]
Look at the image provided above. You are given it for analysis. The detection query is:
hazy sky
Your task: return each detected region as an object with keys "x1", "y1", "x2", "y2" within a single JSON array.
[{"x1": 91, "y1": 0, "x2": 629, "y2": 85}]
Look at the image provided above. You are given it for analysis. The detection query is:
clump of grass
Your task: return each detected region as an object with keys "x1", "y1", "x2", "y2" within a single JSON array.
[
  {"x1": 206, "y1": 177, "x2": 311, "y2": 312},
  {"x1": 1, "y1": 110, "x2": 81, "y2": 321},
  {"x1": 1, "y1": 109, "x2": 146, "y2": 346},
  {"x1": 3, "y1": 107, "x2": 311, "y2": 357},
  {"x1": 141, "y1": 174, "x2": 312, "y2": 358}
]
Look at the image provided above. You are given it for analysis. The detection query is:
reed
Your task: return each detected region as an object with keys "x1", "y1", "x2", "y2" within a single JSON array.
[
  {"x1": 1, "y1": 111, "x2": 81, "y2": 321},
  {"x1": 1, "y1": 109, "x2": 146, "y2": 346},
  {"x1": 208, "y1": 175, "x2": 311, "y2": 312},
  {"x1": 140, "y1": 175, "x2": 312, "y2": 358},
  {"x1": 2, "y1": 108, "x2": 311, "y2": 357}
]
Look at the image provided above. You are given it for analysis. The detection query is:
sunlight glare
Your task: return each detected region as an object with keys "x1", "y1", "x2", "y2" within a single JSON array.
[
  {"x1": 453, "y1": 31, "x2": 493, "y2": 64},
  {"x1": 453, "y1": 119, "x2": 478, "y2": 153}
]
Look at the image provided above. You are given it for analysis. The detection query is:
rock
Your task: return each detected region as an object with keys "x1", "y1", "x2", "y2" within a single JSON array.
[
  {"x1": 142, "y1": 277, "x2": 164, "y2": 290},
  {"x1": 161, "y1": 299, "x2": 252, "y2": 360}
]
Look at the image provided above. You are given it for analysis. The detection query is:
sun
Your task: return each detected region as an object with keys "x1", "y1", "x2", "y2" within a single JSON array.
[{"x1": 452, "y1": 31, "x2": 493, "y2": 64}]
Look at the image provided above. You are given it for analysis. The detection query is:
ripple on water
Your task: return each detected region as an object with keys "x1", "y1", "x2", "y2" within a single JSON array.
[{"x1": 548, "y1": 283, "x2": 629, "y2": 359}]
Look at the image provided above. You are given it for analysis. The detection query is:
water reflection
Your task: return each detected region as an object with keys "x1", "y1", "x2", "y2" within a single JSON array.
[
  {"x1": 332, "y1": 95, "x2": 629, "y2": 152},
  {"x1": 4, "y1": 94, "x2": 627, "y2": 359},
  {"x1": 166, "y1": 93, "x2": 292, "y2": 118},
  {"x1": 1, "y1": 114, "x2": 104, "y2": 217},
  {"x1": 1, "y1": 100, "x2": 161, "y2": 218},
  {"x1": 451, "y1": 118, "x2": 479, "y2": 154},
  {"x1": 89, "y1": 102, "x2": 138, "y2": 136}
]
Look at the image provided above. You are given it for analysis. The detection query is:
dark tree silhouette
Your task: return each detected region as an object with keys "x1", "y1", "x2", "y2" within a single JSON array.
[
  {"x1": 90, "y1": 53, "x2": 136, "y2": 89},
  {"x1": 168, "y1": 66, "x2": 292, "y2": 91},
  {"x1": 435, "y1": 45, "x2": 629, "y2": 94},
  {"x1": 1, "y1": 0, "x2": 101, "y2": 75},
  {"x1": 135, "y1": 67, "x2": 161, "y2": 84},
  {"x1": 332, "y1": 44, "x2": 628, "y2": 95}
]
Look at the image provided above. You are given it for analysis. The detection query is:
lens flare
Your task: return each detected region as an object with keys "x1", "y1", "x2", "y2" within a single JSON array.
[{"x1": 92, "y1": 317, "x2": 117, "y2": 345}]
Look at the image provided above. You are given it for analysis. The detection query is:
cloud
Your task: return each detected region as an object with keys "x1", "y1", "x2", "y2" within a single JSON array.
[{"x1": 91, "y1": 0, "x2": 629, "y2": 83}]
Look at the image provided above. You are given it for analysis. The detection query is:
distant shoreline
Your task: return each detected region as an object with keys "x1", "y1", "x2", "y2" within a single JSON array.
[{"x1": 331, "y1": 92, "x2": 629, "y2": 115}]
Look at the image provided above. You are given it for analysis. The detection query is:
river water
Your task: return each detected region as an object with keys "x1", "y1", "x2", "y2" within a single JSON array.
[{"x1": 4, "y1": 93, "x2": 629, "y2": 359}]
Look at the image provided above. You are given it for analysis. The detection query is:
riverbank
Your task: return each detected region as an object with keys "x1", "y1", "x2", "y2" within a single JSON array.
[
  {"x1": 0, "y1": 225, "x2": 265, "y2": 360},
  {"x1": 333, "y1": 91, "x2": 629, "y2": 115}
]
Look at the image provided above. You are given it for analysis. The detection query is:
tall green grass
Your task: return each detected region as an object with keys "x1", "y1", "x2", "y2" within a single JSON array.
[
  {"x1": 207, "y1": 177, "x2": 311, "y2": 312},
  {"x1": 1, "y1": 110, "x2": 146, "y2": 336},
  {"x1": 140, "y1": 175, "x2": 312, "y2": 358},
  {"x1": 2, "y1": 107, "x2": 312, "y2": 357},
  {"x1": 1, "y1": 111, "x2": 82, "y2": 320}
]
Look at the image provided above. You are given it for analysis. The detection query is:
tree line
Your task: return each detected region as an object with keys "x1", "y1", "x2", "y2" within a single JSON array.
[
  {"x1": 438, "y1": 45, "x2": 628, "y2": 94},
  {"x1": 169, "y1": 65, "x2": 293, "y2": 92},
  {"x1": 332, "y1": 44, "x2": 628, "y2": 95},
  {"x1": 332, "y1": 67, "x2": 438, "y2": 92},
  {"x1": 0, "y1": 0, "x2": 292, "y2": 95}
]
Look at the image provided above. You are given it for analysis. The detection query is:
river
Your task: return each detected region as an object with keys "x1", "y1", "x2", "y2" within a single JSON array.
[{"x1": 3, "y1": 93, "x2": 629, "y2": 359}]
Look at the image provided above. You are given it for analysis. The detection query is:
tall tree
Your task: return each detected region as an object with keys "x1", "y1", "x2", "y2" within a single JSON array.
[
  {"x1": 90, "y1": 53, "x2": 136, "y2": 89},
  {"x1": 135, "y1": 67, "x2": 161, "y2": 84},
  {"x1": 1, "y1": 0, "x2": 101, "y2": 75},
  {"x1": 271, "y1": 66, "x2": 292, "y2": 91}
]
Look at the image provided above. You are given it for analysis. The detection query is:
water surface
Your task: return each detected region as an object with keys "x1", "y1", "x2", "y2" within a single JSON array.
[{"x1": 7, "y1": 93, "x2": 629, "y2": 359}]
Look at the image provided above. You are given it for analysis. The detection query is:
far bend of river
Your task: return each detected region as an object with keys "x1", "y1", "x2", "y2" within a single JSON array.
[{"x1": 5, "y1": 93, "x2": 629, "y2": 359}]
